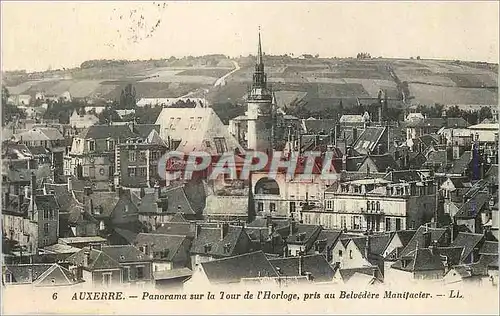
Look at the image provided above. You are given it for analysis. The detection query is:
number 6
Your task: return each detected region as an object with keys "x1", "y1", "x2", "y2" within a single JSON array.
[{"x1": 52, "y1": 293, "x2": 58, "y2": 300}]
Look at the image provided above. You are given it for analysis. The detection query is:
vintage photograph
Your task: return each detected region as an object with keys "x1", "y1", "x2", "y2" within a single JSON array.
[{"x1": 1, "y1": 1, "x2": 499, "y2": 314}]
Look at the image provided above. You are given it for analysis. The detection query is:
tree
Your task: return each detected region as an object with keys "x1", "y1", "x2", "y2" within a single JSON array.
[
  {"x1": 119, "y1": 83, "x2": 137, "y2": 109},
  {"x1": 446, "y1": 105, "x2": 461, "y2": 118},
  {"x1": 478, "y1": 106, "x2": 493, "y2": 122}
]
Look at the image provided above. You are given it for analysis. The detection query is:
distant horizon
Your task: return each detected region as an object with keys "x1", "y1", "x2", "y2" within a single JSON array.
[
  {"x1": 2, "y1": 1, "x2": 499, "y2": 72},
  {"x1": 2, "y1": 53, "x2": 499, "y2": 74}
]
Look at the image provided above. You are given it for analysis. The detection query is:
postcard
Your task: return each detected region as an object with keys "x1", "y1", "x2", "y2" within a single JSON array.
[{"x1": 1, "y1": 1, "x2": 499, "y2": 315}]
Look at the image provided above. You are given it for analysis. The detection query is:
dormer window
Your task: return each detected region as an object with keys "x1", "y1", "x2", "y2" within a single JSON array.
[
  {"x1": 88, "y1": 140, "x2": 95, "y2": 152},
  {"x1": 107, "y1": 139, "x2": 114, "y2": 151}
]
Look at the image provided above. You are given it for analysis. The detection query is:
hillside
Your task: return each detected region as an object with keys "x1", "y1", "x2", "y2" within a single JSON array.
[{"x1": 3, "y1": 55, "x2": 498, "y2": 123}]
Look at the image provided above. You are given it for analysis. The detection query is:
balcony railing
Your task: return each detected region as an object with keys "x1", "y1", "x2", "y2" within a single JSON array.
[{"x1": 360, "y1": 208, "x2": 385, "y2": 215}]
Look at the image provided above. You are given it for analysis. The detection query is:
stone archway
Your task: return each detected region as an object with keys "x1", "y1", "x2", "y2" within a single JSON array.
[{"x1": 254, "y1": 177, "x2": 280, "y2": 195}]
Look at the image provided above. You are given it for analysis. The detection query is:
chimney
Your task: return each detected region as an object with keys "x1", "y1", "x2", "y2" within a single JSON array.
[
  {"x1": 84, "y1": 250, "x2": 90, "y2": 267},
  {"x1": 31, "y1": 173, "x2": 36, "y2": 196},
  {"x1": 266, "y1": 215, "x2": 273, "y2": 236},
  {"x1": 429, "y1": 240, "x2": 437, "y2": 256},
  {"x1": 365, "y1": 236, "x2": 371, "y2": 259},
  {"x1": 220, "y1": 222, "x2": 229, "y2": 240},
  {"x1": 423, "y1": 229, "x2": 432, "y2": 248},
  {"x1": 84, "y1": 185, "x2": 92, "y2": 196},
  {"x1": 298, "y1": 251, "x2": 304, "y2": 275},
  {"x1": 89, "y1": 243, "x2": 102, "y2": 251},
  {"x1": 67, "y1": 177, "x2": 73, "y2": 191},
  {"x1": 352, "y1": 127, "x2": 358, "y2": 145},
  {"x1": 289, "y1": 219, "x2": 296, "y2": 237}
]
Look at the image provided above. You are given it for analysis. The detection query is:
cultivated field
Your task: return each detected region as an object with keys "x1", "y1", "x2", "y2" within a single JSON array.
[{"x1": 4, "y1": 56, "x2": 497, "y2": 111}]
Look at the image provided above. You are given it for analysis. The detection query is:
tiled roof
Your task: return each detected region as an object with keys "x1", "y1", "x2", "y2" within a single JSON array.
[
  {"x1": 339, "y1": 266, "x2": 381, "y2": 282},
  {"x1": 414, "y1": 134, "x2": 440, "y2": 147},
  {"x1": 383, "y1": 170, "x2": 422, "y2": 183},
  {"x1": 455, "y1": 192, "x2": 490, "y2": 219},
  {"x1": 4, "y1": 264, "x2": 53, "y2": 284},
  {"x1": 276, "y1": 224, "x2": 322, "y2": 249},
  {"x1": 450, "y1": 232, "x2": 485, "y2": 263},
  {"x1": 34, "y1": 195, "x2": 59, "y2": 211},
  {"x1": 303, "y1": 119, "x2": 337, "y2": 134},
  {"x1": 368, "y1": 154, "x2": 399, "y2": 172},
  {"x1": 156, "y1": 222, "x2": 193, "y2": 236},
  {"x1": 163, "y1": 183, "x2": 205, "y2": 215},
  {"x1": 201, "y1": 251, "x2": 278, "y2": 284},
  {"x1": 79, "y1": 124, "x2": 137, "y2": 140},
  {"x1": 101, "y1": 245, "x2": 150, "y2": 263},
  {"x1": 269, "y1": 254, "x2": 335, "y2": 282},
  {"x1": 310, "y1": 230, "x2": 343, "y2": 254},
  {"x1": 134, "y1": 233, "x2": 190, "y2": 261},
  {"x1": 154, "y1": 267, "x2": 193, "y2": 280},
  {"x1": 44, "y1": 183, "x2": 79, "y2": 213},
  {"x1": 350, "y1": 234, "x2": 393, "y2": 258},
  {"x1": 400, "y1": 226, "x2": 448, "y2": 257},
  {"x1": 66, "y1": 247, "x2": 122, "y2": 270},
  {"x1": 191, "y1": 225, "x2": 249, "y2": 257},
  {"x1": 448, "y1": 151, "x2": 472, "y2": 175},
  {"x1": 33, "y1": 264, "x2": 80, "y2": 286},
  {"x1": 425, "y1": 150, "x2": 448, "y2": 169},
  {"x1": 395, "y1": 230, "x2": 417, "y2": 248},
  {"x1": 58, "y1": 236, "x2": 107, "y2": 244},
  {"x1": 170, "y1": 212, "x2": 188, "y2": 223},
  {"x1": 4, "y1": 168, "x2": 32, "y2": 183},
  {"x1": 479, "y1": 241, "x2": 498, "y2": 255},
  {"x1": 112, "y1": 227, "x2": 140, "y2": 245},
  {"x1": 391, "y1": 248, "x2": 445, "y2": 272},
  {"x1": 405, "y1": 118, "x2": 468, "y2": 128},
  {"x1": 353, "y1": 126, "x2": 387, "y2": 155},
  {"x1": 435, "y1": 246, "x2": 465, "y2": 267}
]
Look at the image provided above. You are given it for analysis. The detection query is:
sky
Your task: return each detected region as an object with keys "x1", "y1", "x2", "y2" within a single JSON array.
[{"x1": 1, "y1": 1, "x2": 499, "y2": 72}]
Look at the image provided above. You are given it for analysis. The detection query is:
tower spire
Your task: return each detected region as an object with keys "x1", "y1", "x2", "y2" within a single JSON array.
[{"x1": 257, "y1": 27, "x2": 263, "y2": 65}]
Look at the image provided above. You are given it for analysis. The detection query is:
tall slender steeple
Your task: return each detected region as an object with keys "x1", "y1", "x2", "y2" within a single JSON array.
[
  {"x1": 257, "y1": 31, "x2": 263, "y2": 66},
  {"x1": 247, "y1": 29, "x2": 273, "y2": 152},
  {"x1": 253, "y1": 28, "x2": 267, "y2": 89}
]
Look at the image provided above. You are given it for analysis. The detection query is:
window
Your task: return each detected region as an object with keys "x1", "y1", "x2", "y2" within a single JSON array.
[
  {"x1": 371, "y1": 201, "x2": 375, "y2": 211},
  {"x1": 5, "y1": 273, "x2": 12, "y2": 283},
  {"x1": 340, "y1": 216, "x2": 347, "y2": 229},
  {"x1": 367, "y1": 201, "x2": 371, "y2": 211},
  {"x1": 270, "y1": 203, "x2": 276, "y2": 213},
  {"x1": 213, "y1": 137, "x2": 228, "y2": 154},
  {"x1": 385, "y1": 218, "x2": 391, "y2": 231},
  {"x1": 102, "y1": 273, "x2": 112, "y2": 286},
  {"x1": 204, "y1": 140, "x2": 211, "y2": 148},
  {"x1": 122, "y1": 267, "x2": 130, "y2": 281},
  {"x1": 353, "y1": 216, "x2": 361, "y2": 230},
  {"x1": 127, "y1": 167, "x2": 136, "y2": 177},
  {"x1": 289, "y1": 202, "x2": 296, "y2": 214},
  {"x1": 43, "y1": 223, "x2": 49, "y2": 236},
  {"x1": 136, "y1": 266, "x2": 144, "y2": 280},
  {"x1": 349, "y1": 250, "x2": 353, "y2": 259},
  {"x1": 43, "y1": 209, "x2": 49, "y2": 219},
  {"x1": 396, "y1": 218, "x2": 402, "y2": 231},
  {"x1": 89, "y1": 167, "x2": 95, "y2": 179},
  {"x1": 129, "y1": 151, "x2": 136, "y2": 162},
  {"x1": 107, "y1": 139, "x2": 115, "y2": 151},
  {"x1": 338, "y1": 250, "x2": 343, "y2": 257},
  {"x1": 376, "y1": 202, "x2": 380, "y2": 211},
  {"x1": 88, "y1": 140, "x2": 95, "y2": 152},
  {"x1": 257, "y1": 202, "x2": 264, "y2": 213},
  {"x1": 326, "y1": 200, "x2": 333, "y2": 210},
  {"x1": 139, "y1": 151, "x2": 147, "y2": 162},
  {"x1": 139, "y1": 167, "x2": 147, "y2": 177},
  {"x1": 151, "y1": 151, "x2": 160, "y2": 161}
]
